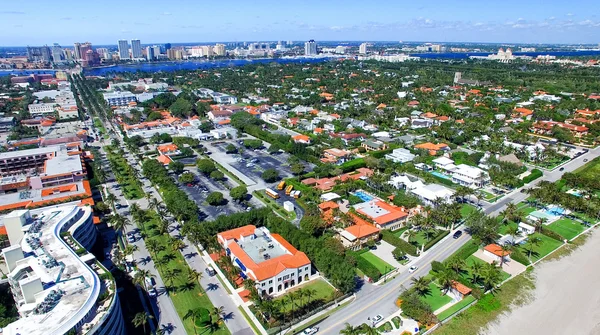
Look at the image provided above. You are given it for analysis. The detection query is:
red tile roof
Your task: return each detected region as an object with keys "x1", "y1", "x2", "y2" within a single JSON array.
[{"x1": 484, "y1": 243, "x2": 511, "y2": 257}]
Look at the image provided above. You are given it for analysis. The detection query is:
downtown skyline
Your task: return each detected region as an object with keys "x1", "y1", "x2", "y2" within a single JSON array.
[{"x1": 1, "y1": 0, "x2": 600, "y2": 46}]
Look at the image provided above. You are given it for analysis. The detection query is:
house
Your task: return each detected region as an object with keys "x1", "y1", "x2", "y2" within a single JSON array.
[
  {"x1": 292, "y1": 135, "x2": 311, "y2": 144},
  {"x1": 361, "y1": 139, "x2": 388, "y2": 152},
  {"x1": 414, "y1": 142, "x2": 450, "y2": 155},
  {"x1": 207, "y1": 110, "x2": 233, "y2": 121},
  {"x1": 157, "y1": 143, "x2": 180, "y2": 156},
  {"x1": 156, "y1": 154, "x2": 172, "y2": 165},
  {"x1": 411, "y1": 118, "x2": 434, "y2": 129},
  {"x1": 217, "y1": 225, "x2": 312, "y2": 296},
  {"x1": 432, "y1": 156, "x2": 456, "y2": 172},
  {"x1": 483, "y1": 244, "x2": 511, "y2": 263},
  {"x1": 318, "y1": 201, "x2": 339, "y2": 224},
  {"x1": 212, "y1": 93, "x2": 238, "y2": 104},
  {"x1": 513, "y1": 107, "x2": 533, "y2": 119},
  {"x1": 321, "y1": 148, "x2": 353, "y2": 165},
  {"x1": 339, "y1": 215, "x2": 380, "y2": 250},
  {"x1": 389, "y1": 175, "x2": 455, "y2": 206},
  {"x1": 385, "y1": 148, "x2": 416, "y2": 163},
  {"x1": 354, "y1": 198, "x2": 409, "y2": 231},
  {"x1": 451, "y1": 164, "x2": 490, "y2": 188},
  {"x1": 532, "y1": 120, "x2": 589, "y2": 137},
  {"x1": 302, "y1": 168, "x2": 373, "y2": 192},
  {"x1": 450, "y1": 281, "x2": 472, "y2": 301},
  {"x1": 330, "y1": 132, "x2": 367, "y2": 145},
  {"x1": 518, "y1": 222, "x2": 536, "y2": 235}
]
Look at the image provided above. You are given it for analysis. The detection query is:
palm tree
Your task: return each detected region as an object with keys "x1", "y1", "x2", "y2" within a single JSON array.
[
  {"x1": 469, "y1": 262, "x2": 483, "y2": 285},
  {"x1": 187, "y1": 269, "x2": 202, "y2": 285},
  {"x1": 499, "y1": 243, "x2": 513, "y2": 268},
  {"x1": 130, "y1": 203, "x2": 141, "y2": 217},
  {"x1": 286, "y1": 291, "x2": 298, "y2": 321},
  {"x1": 525, "y1": 236, "x2": 542, "y2": 260},
  {"x1": 123, "y1": 244, "x2": 138, "y2": 258},
  {"x1": 447, "y1": 257, "x2": 466, "y2": 276},
  {"x1": 110, "y1": 214, "x2": 130, "y2": 237},
  {"x1": 145, "y1": 192, "x2": 153, "y2": 204},
  {"x1": 359, "y1": 323, "x2": 381, "y2": 335},
  {"x1": 535, "y1": 217, "x2": 548, "y2": 233},
  {"x1": 506, "y1": 225, "x2": 520, "y2": 240},
  {"x1": 148, "y1": 198, "x2": 161, "y2": 211},
  {"x1": 411, "y1": 277, "x2": 431, "y2": 297},
  {"x1": 132, "y1": 312, "x2": 154, "y2": 335},
  {"x1": 203, "y1": 317, "x2": 223, "y2": 334},
  {"x1": 163, "y1": 268, "x2": 178, "y2": 292},
  {"x1": 105, "y1": 192, "x2": 117, "y2": 210},
  {"x1": 340, "y1": 323, "x2": 360, "y2": 335},
  {"x1": 436, "y1": 269, "x2": 456, "y2": 295},
  {"x1": 305, "y1": 288, "x2": 316, "y2": 306},
  {"x1": 133, "y1": 269, "x2": 153, "y2": 288},
  {"x1": 145, "y1": 239, "x2": 163, "y2": 257},
  {"x1": 481, "y1": 262, "x2": 503, "y2": 292},
  {"x1": 210, "y1": 306, "x2": 225, "y2": 320},
  {"x1": 184, "y1": 308, "x2": 206, "y2": 335}
]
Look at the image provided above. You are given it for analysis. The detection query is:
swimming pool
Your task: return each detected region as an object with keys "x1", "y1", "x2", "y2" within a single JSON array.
[
  {"x1": 545, "y1": 205, "x2": 566, "y2": 216},
  {"x1": 431, "y1": 171, "x2": 452, "y2": 180},
  {"x1": 353, "y1": 191, "x2": 374, "y2": 202}
]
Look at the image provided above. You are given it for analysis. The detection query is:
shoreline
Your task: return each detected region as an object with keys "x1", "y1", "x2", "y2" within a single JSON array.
[{"x1": 484, "y1": 228, "x2": 600, "y2": 335}]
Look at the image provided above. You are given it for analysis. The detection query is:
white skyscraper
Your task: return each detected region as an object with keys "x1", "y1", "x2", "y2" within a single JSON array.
[
  {"x1": 146, "y1": 46, "x2": 155, "y2": 60},
  {"x1": 131, "y1": 39, "x2": 142, "y2": 59},
  {"x1": 118, "y1": 40, "x2": 129, "y2": 60},
  {"x1": 359, "y1": 43, "x2": 368, "y2": 54},
  {"x1": 304, "y1": 40, "x2": 317, "y2": 56}
]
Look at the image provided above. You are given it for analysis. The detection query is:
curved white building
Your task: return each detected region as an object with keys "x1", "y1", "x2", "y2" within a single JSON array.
[{"x1": 1, "y1": 204, "x2": 125, "y2": 335}]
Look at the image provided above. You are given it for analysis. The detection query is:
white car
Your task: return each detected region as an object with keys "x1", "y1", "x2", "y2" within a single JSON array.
[
  {"x1": 372, "y1": 314, "x2": 383, "y2": 323},
  {"x1": 302, "y1": 327, "x2": 318, "y2": 335},
  {"x1": 408, "y1": 265, "x2": 418, "y2": 273}
]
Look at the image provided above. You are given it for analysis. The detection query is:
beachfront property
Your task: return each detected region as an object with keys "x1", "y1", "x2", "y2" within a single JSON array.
[
  {"x1": 217, "y1": 225, "x2": 312, "y2": 296},
  {"x1": 389, "y1": 175, "x2": 455, "y2": 206},
  {"x1": 385, "y1": 148, "x2": 416, "y2": 163},
  {"x1": 1, "y1": 205, "x2": 125, "y2": 335},
  {"x1": 483, "y1": 243, "x2": 511, "y2": 263}
]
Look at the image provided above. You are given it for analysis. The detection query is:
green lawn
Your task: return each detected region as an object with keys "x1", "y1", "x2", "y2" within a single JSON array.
[
  {"x1": 393, "y1": 227, "x2": 409, "y2": 238},
  {"x1": 105, "y1": 145, "x2": 144, "y2": 199},
  {"x1": 517, "y1": 203, "x2": 537, "y2": 215},
  {"x1": 409, "y1": 229, "x2": 444, "y2": 247},
  {"x1": 460, "y1": 204, "x2": 477, "y2": 219},
  {"x1": 437, "y1": 295, "x2": 476, "y2": 320},
  {"x1": 498, "y1": 221, "x2": 518, "y2": 235},
  {"x1": 273, "y1": 279, "x2": 336, "y2": 313},
  {"x1": 547, "y1": 218, "x2": 586, "y2": 240},
  {"x1": 462, "y1": 255, "x2": 511, "y2": 283},
  {"x1": 420, "y1": 283, "x2": 453, "y2": 312},
  {"x1": 359, "y1": 252, "x2": 395, "y2": 274},
  {"x1": 139, "y1": 211, "x2": 229, "y2": 335},
  {"x1": 517, "y1": 233, "x2": 563, "y2": 263}
]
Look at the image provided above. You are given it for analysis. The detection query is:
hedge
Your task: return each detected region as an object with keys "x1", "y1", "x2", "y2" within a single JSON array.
[
  {"x1": 370, "y1": 148, "x2": 394, "y2": 159},
  {"x1": 541, "y1": 226, "x2": 565, "y2": 241},
  {"x1": 353, "y1": 253, "x2": 382, "y2": 281},
  {"x1": 523, "y1": 169, "x2": 543, "y2": 184},
  {"x1": 424, "y1": 230, "x2": 450, "y2": 251},
  {"x1": 432, "y1": 175, "x2": 455, "y2": 187},
  {"x1": 381, "y1": 230, "x2": 418, "y2": 256},
  {"x1": 452, "y1": 240, "x2": 480, "y2": 260},
  {"x1": 340, "y1": 158, "x2": 366, "y2": 172},
  {"x1": 510, "y1": 248, "x2": 530, "y2": 266}
]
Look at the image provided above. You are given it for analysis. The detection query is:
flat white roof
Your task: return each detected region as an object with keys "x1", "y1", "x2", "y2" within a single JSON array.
[
  {"x1": 0, "y1": 145, "x2": 62, "y2": 160},
  {"x1": 43, "y1": 154, "x2": 83, "y2": 176},
  {"x1": 2, "y1": 205, "x2": 101, "y2": 335}
]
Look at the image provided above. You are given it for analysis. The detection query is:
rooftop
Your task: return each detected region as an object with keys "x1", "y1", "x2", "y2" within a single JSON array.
[
  {"x1": 237, "y1": 233, "x2": 289, "y2": 264},
  {"x1": 1, "y1": 205, "x2": 105, "y2": 335}
]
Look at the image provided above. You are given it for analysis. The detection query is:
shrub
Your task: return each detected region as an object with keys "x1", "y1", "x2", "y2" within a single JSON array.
[
  {"x1": 392, "y1": 248, "x2": 406, "y2": 261},
  {"x1": 424, "y1": 230, "x2": 450, "y2": 251},
  {"x1": 453, "y1": 240, "x2": 480, "y2": 260},
  {"x1": 381, "y1": 230, "x2": 418, "y2": 256},
  {"x1": 431, "y1": 261, "x2": 445, "y2": 273},
  {"x1": 340, "y1": 158, "x2": 366, "y2": 173},
  {"x1": 353, "y1": 254, "x2": 381, "y2": 281},
  {"x1": 541, "y1": 226, "x2": 565, "y2": 241},
  {"x1": 523, "y1": 169, "x2": 543, "y2": 184},
  {"x1": 262, "y1": 169, "x2": 280, "y2": 182},
  {"x1": 348, "y1": 195, "x2": 363, "y2": 205},
  {"x1": 206, "y1": 192, "x2": 224, "y2": 206},
  {"x1": 510, "y1": 248, "x2": 530, "y2": 266}
]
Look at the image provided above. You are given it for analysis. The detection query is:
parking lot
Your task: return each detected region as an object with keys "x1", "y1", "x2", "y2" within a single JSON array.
[{"x1": 175, "y1": 169, "x2": 250, "y2": 221}]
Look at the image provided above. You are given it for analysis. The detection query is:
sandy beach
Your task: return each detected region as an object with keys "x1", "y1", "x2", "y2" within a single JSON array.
[{"x1": 485, "y1": 229, "x2": 600, "y2": 335}]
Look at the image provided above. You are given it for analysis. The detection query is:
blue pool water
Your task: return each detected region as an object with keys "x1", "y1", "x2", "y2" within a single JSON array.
[
  {"x1": 353, "y1": 191, "x2": 373, "y2": 202},
  {"x1": 545, "y1": 206, "x2": 566, "y2": 216},
  {"x1": 431, "y1": 171, "x2": 452, "y2": 180}
]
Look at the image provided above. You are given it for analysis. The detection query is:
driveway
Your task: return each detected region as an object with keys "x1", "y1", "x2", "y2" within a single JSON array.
[
  {"x1": 370, "y1": 241, "x2": 404, "y2": 269},
  {"x1": 472, "y1": 249, "x2": 527, "y2": 277}
]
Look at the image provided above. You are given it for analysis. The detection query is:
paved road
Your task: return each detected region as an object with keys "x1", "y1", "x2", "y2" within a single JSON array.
[{"x1": 315, "y1": 146, "x2": 600, "y2": 335}]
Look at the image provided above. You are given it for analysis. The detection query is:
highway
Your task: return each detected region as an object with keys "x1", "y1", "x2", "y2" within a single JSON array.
[{"x1": 313, "y1": 146, "x2": 600, "y2": 335}]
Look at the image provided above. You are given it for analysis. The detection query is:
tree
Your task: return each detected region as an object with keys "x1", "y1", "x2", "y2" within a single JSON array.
[
  {"x1": 210, "y1": 170, "x2": 224, "y2": 181},
  {"x1": 225, "y1": 143, "x2": 237, "y2": 154},
  {"x1": 169, "y1": 161, "x2": 185, "y2": 174},
  {"x1": 436, "y1": 269, "x2": 456, "y2": 295},
  {"x1": 290, "y1": 163, "x2": 305, "y2": 176},
  {"x1": 359, "y1": 323, "x2": 381, "y2": 335},
  {"x1": 447, "y1": 257, "x2": 466, "y2": 276},
  {"x1": 340, "y1": 323, "x2": 360, "y2": 335},
  {"x1": 197, "y1": 159, "x2": 217, "y2": 174},
  {"x1": 133, "y1": 269, "x2": 153, "y2": 288},
  {"x1": 481, "y1": 262, "x2": 503, "y2": 292},
  {"x1": 163, "y1": 268, "x2": 178, "y2": 291},
  {"x1": 230, "y1": 186, "x2": 248, "y2": 202},
  {"x1": 179, "y1": 172, "x2": 195, "y2": 184},
  {"x1": 184, "y1": 308, "x2": 207, "y2": 335},
  {"x1": 411, "y1": 277, "x2": 431, "y2": 297},
  {"x1": 169, "y1": 97, "x2": 193, "y2": 118},
  {"x1": 206, "y1": 192, "x2": 224, "y2": 206},
  {"x1": 262, "y1": 168, "x2": 280, "y2": 182},
  {"x1": 188, "y1": 269, "x2": 203, "y2": 285},
  {"x1": 132, "y1": 312, "x2": 154, "y2": 335}
]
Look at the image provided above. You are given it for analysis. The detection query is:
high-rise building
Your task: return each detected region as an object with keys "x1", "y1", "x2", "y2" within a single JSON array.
[
  {"x1": 146, "y1": 46, "x2": 155, "y2": 60},
  {"x1": 118, "y1": 40, "x2": 129, "y2": 60},
  {"x1": 64, "y1": 49, "x2": 73, "y2": 60},
  {"x1": 73, "y1": 42, "x2": 82, "y2": 60},
  {"x1": 152, "y1": 45, "x2": 161, "y2": 57},
  {"x1": 163, "y1": 43, "x2": 172, "y2": 53},
  {"x1": 51, "y1": 43, "x2": 64, "y2": 63},
  {"x1": 26, "y1": 46, "x2": 51, "y2": 62},
  {"x1": 96, "y1": 48, "x2": 109, "y2": 60},
  {"x1": 359, "y1": 43, "x2": 368, "y2": 54},
  {"x1": 79, "y1": 42, "x2": 93, "y2": 60},
  {"x1": 304, "y1": 40, "x2": 317, "y2": 56},
  {"x1": 214, "y1": 44, "x2": 226, "y2": 56},
  {"x1": 130, "y1": 39, "x2": 142, "y2": 59}
]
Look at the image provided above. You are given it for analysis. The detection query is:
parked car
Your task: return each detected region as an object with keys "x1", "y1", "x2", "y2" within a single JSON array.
[
  {"x1": 372, "y1": 315, "x2": 383, "y2": 323},
  {"x1": 559, "y1": 167, "x2": 565, "y2": 171},
  {"x1": 127, "y1": 235, "x2": 136, "y2": 243},
  {"x1": 453, "y1": 230, "x2": 463, "y2": 239},
  {"x1": 205, "y1": 265, "x2": 216, "y2": 276},
  {"x1": 408, "y1": 265, "x2": 418, "y2": 273}
]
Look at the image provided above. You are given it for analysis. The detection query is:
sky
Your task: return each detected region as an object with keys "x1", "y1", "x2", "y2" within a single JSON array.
[{"x1": 1, "y1": 0, "x2": 600, "y2": 46}]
